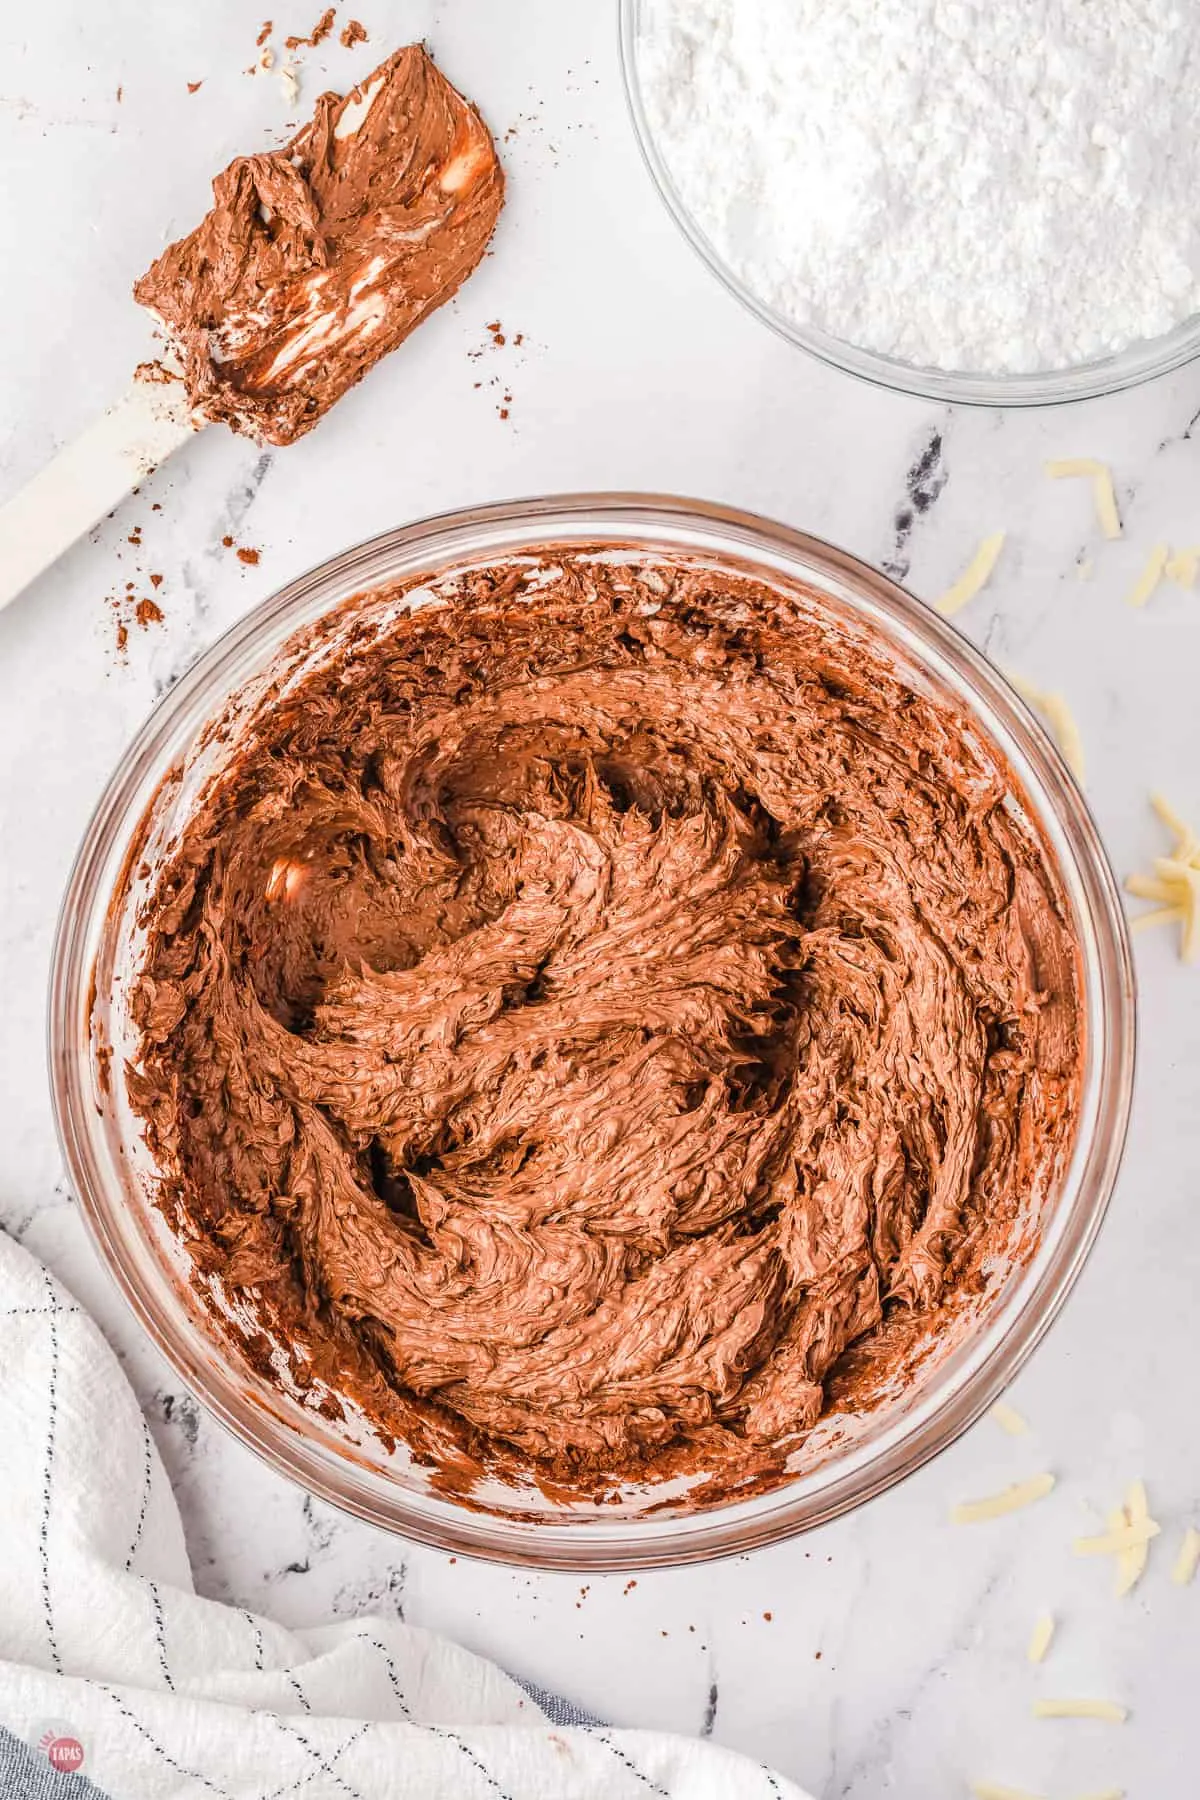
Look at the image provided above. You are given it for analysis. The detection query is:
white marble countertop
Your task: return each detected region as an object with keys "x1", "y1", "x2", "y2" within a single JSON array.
[{"x1": 2, "y1": 4, "x2": 1198, "y2": 1796}]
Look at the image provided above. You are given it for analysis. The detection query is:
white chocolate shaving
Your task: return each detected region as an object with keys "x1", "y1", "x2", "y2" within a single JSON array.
[
  {"x1": 1027, "y1": 1611, "x2": 1055, "y2": 1664},
  {"x1": 1006, "y1": 672, "x2": 1086, "y2": 785},
  {"x1": 1113, "y1": 1481, "x2": 1150, "y2": 1597},
  {"x1": 1165, "y1": 545, "x2": 1200, "y2": 587},
  {"x1": 991, "y1": 1401, "x2": 1028, "y2": 1437},
  {"x1": 1073, "y1": 1518, "x2": 1160, "y2": 1557},
  {"x1": 1045, "y1": 457, "x2": 1121, "y2": 538},
  {"x1": 1032, "y1": 1697, "x2": 1128, "y2": 1722},
  {"x1": 934, "y1": 532, "x2": 1006, "y2": 617},
  {"x1": 1126, "y1": 793, "x2": 1200, "y2": 961},
  {"x1": 1125, "y1": 542, "x2": 1170, "y2": 609},
  {"x1": 952, "y1": 1472, "x2": 1056, "y2": 1524},
  {"x1": 1172, "y1": 1525, "x2": 1200, "y2": 1586}
]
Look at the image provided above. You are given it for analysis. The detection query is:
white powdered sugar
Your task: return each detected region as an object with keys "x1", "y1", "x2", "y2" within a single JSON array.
[{"x1": 637, "y1": 0, "x2": 1200, "y2": 374}]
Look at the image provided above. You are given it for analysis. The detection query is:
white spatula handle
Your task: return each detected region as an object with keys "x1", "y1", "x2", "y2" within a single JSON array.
[{"x1": 0, "y1": 378, "x2": 198, "y2": 616}]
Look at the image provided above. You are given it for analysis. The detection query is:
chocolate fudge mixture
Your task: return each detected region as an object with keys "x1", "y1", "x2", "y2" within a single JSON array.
[
  {"x1": 129, "y1": 554, "x2": 1082, "y2": 1499},
  {"x1": 134, "y1": 46, "x2": 503, "y2": 444}
]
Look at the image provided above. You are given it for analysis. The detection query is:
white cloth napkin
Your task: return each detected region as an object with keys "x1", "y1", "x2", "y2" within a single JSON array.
[{"x1": 0, "y1": 1229, "x2": 809, "y2": 1800}]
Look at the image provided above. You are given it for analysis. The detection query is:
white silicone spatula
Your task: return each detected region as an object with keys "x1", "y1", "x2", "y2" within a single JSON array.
[{"x1": 0, "y1": 375, "x2": 199, "y2": 616}]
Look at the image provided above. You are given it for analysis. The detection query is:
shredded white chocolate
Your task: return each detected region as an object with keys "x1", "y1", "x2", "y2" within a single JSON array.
[
  {"x1": 1125, "y1": 542, "x2": 1170, "y2": 610},
  {"x1": 970, "y1": 1784, "x2": 1045, "y2": 1800},
  {"x1": 1113, "y1": 1481, "x2": 1151, "y2": 1597},
  {"x1": 1027, "y1": 1611, "x2": 1055, "y2": 1664},
  {"x1": 1045, "y1": 457, "x2": 1121, "y2": 539},
  {"x1": 1126, "y1": 793, "x2": 1200, "y2": 961},
  {"x1": 1165, "y1": 545, "x2": 1200, "y2": 588},
  {"x1": 1073, "y1": 1518, "x2": 1160, "y2": 1558},
  {"x1": 1006, "y1": 671, "x2": 1086, "y2": 785},
  {"x1": 934, "y1": 532, "x2": 1006, "y2": 617},
  {"x1": 991, "y1": 1400, "x2": 1029, "y2": 1437},
  {"x1": 1172, "y1": 1525, "x2": 1200, "y2": 1586},
  {"x1": 952, "y1": 1472, "x2": 1056, "y2": 1524},
  {"x1": 1032, "y1": 1697, "x2": 1128, "y2": 1722}
]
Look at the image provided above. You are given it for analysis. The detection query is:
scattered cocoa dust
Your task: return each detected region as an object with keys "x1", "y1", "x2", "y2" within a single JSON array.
[
  {"x1": 469, "y1": 321, "x2": 527, "y2": 424},
  {"x1": 108, "y1": 578, "x2": 166, "y2": 656},
  {"x1": 221, "y1": 535, "x2": 263, "y2": 566}
]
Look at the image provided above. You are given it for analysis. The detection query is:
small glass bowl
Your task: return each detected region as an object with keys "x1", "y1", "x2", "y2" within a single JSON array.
[
  {"x1": 619, "y1": 0, "x2": 1200, "y2": 406},
  {"x1": 50, "y1": 495, "x2": 1135, "y2": 1569}
]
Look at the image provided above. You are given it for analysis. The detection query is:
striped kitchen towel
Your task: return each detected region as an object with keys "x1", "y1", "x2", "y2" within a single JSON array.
[{"x1": 0, "y1": 1230, "x2": 808, "y2": 1800}]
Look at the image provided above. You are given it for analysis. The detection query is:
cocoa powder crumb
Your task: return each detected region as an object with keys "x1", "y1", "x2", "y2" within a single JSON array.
[
  {"x1": 256, "y1": 19, "x2": 273, "y2": 46},
  {"x1": 149, "y1": 573, "x2": 164, "y2": 589},
  {"x1": 116, "y1": 85, "x2": 123, "y2": 103},
  {"x1": 222, "y1": 535, "x2": 235, "y2": 548},
  {"x1": 136, "y1": 598, "x2": 164, "y2": 628},
  {"x1": 115, "y1": 621, "x2": 128, "y2": 652},
  {"x1": 340, "y1": 18, "x2": 367, "y2": 47},
  {"x1": 128, "y1": 529, "x2": 142, "y2": 546},
  {"x1": 187, "y1": 81, "x2": 203, "y2": 94},
  {"x1": 236, "y1": 546, "x2": 261, "y2": 565},
  {"x1": 285, "y1": 7, "x2": 335, "y2": 50}
]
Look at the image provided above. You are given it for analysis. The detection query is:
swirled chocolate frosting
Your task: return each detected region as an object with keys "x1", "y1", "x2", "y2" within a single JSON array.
[
  {"x1": 134, "y1": 46, "x2": 503, "y2": 445},
  {"x1": 129, "y1": 551, "x2": 1082, "y2": 1501}
]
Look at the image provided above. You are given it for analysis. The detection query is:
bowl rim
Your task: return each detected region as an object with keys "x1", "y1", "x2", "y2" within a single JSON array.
[
  {"x1": 618, "y1": 0, "x2": 1200, "y2": 407},
  {"x1": 49, "y1": 492, "x2": 1137, "y2": 1568}
]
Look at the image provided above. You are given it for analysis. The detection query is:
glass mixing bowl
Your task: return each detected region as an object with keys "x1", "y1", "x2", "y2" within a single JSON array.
[
  {"x1": 619, "y1": 0, "x2": 1200, "y2": 406},
  {"x1": 50, "y1": 495, "x2": 1135, "y2": 1568}
]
